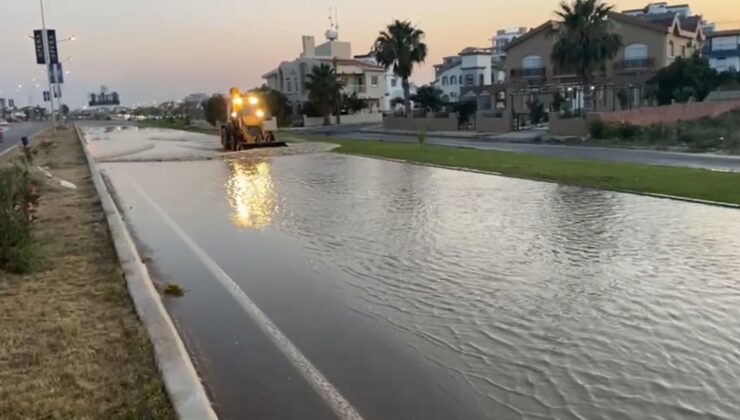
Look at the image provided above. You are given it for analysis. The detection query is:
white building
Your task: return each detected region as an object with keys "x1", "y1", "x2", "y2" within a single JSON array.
[
  {"x1": 623, "y1": 2, "x2": 715, "y2": 33},
  {"x1": 434, "y1": 48, "x2": 502, "y2": 102},
  {"x1": 491, "y1": 27, "x2": 528, "y2": 63},
  {"x1": 353, "y1": 53, "x2": 418, "y2": 111},
  {"x1": 262, "y1": 30, "x2": 387, "y2": 114},
  {"x1": 703, "y1": 29, "x2": 740, "y2": 73}
]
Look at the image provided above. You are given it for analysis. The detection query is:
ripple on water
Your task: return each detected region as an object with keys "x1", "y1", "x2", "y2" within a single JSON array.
[{"x1": 266, "y1": 153, "x2": 740, "y2": 419}]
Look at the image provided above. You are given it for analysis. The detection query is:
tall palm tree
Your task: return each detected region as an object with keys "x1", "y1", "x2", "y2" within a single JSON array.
[
  {"x1": 305, "y1": 63, "x2": 343, "y2": 126},
  {"x1": 551, "y1": 0, "x2": 622, "y2": 113},
  {"x1": 373, "y1": 20, "x2": 428, "y2": 114}
]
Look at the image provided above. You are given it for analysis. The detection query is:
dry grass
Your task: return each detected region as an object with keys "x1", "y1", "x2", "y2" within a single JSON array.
[{"x1": 0, "y1": 128, "x2": 174, "y2": 419}]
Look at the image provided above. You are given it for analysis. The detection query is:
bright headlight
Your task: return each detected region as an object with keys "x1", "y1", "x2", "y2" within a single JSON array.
[
  {"x1": 230, "y1": 111, "x2": 238, "y2": 118},
  {"x1": 232, "y1": 97, "x2": 244, "y2": 107},
  {"x1": 256, "y1": 109, "x2": 265, "y2": 118},
  {"x1": 249, "y1": 96, "x2": 259, "y2": 105}
]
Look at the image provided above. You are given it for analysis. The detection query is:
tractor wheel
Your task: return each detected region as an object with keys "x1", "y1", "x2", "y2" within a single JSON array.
[{"x1": 221, "y1": 128, "x2": 229, "y2": 150}]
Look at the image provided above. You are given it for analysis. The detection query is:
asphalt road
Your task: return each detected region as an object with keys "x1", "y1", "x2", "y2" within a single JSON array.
[
  {"x1": 0, "y1": 121, "x2": 51, "y2": 156},
  {"x1": 304, "y1": 125, "x2": 740, "y2": 172}
]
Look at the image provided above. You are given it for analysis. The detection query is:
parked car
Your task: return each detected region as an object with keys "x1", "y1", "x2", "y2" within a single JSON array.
[{"x1": 0, "y1": 119, "x2": 9, "y2": 126}]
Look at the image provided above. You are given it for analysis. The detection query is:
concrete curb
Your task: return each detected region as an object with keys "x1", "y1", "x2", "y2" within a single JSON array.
[
  {"x1": 74, "y1": 124, "x2": 218, "y2": 420},
  {"x1": 0, "y1": 144, "x2": 18, "y2": 158},
  {"x1": 338, "y1": 152, "x2": 740, "y2": 210}
]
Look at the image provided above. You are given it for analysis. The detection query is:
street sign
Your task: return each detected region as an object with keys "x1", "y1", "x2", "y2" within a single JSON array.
[
  {"x1": 49, "y1": 62, "x2": 64, "y2": 84},
  {"x1": 33, "y1": 30, "x2": 45, "y2": 64},
  {"x1": 43, "y1": 91, "x2": 51, "y2": 102},
  {"x1": 47, "y1": 29, "x2": 59, "y2": 64},
  {"x1": 8, "y1": 99, "x2": 14, "y2": 108}
]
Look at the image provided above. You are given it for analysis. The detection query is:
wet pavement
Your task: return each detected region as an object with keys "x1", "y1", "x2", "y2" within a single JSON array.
[
  {"x1": 302, "y1": 127, "x2": 740, "y2": 172},
  {"x1": 85, "y1": 126, "x2": 740, "y2": 419}
]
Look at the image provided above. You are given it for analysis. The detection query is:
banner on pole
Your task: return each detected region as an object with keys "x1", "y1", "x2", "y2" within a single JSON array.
[
  {"x1": 43, "y1": 91, "x2": 51, "y2": 102},
  {"x1": 33, "y1": 30, "x2": 45, "y2": 64},
  {"x1": 49, "y1": 63, "x2": 64, "y2": 84}
]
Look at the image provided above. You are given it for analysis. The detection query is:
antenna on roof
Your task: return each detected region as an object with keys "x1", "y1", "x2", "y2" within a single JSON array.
[
  {"x1": 335, "y1": 6, "x2": 339, "y2": 33},
  {"x1": 326, "y1": 6, "x2": 339, "y2": 41}
]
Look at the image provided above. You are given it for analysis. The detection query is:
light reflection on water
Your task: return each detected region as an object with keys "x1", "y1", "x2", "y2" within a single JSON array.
[{"x1": 225, "y1": 159, "x2": 276, "y2": 229}]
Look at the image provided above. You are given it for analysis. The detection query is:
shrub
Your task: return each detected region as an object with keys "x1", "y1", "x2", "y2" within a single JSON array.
[
  {"x1": 0, "y1": 164, "x2": 41, "y2": 273},
  {"x1": 645, "y1": 123, "x2": 671, "y2": 144},
  {"x1": 617, "y1": 123, "x2": 641, "y2": 141},
  {"x1": 590, "y1": 119, "x2": 607, "y2": 139}
]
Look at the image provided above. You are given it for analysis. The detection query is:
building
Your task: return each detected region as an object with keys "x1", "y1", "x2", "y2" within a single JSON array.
[
  {"x1": 262, "y1": 30, "x2": 387, "y2": 115},
  {"x1": 460, "y1": 10, "x2": 705, "y2": 128},
  {"x1": 491, "y1": 27, "x2": 528, "y2": 63},
  {"x1": 432, "y1": 28, "x2": 526, "y2": 102},
  {"x1": 353, "y1": 52, "x2": 418, "y2": 111},
  {"x1": 623, "y1": 2, "x2": 715, "y2": 33},
  {"x1": 434, "y1": 48, "x2": 501, "y2": 102},
  {"x1": 703, "y1": 30, "x2": 740, "y2": 73}
]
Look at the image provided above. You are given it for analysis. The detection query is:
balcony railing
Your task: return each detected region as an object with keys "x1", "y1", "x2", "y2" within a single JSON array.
[
  {"x1": 614, "y1": 57, "x2": 656, "y2": 72},
  {"x1": 344, "y1": 84, "x2": 367, "y2": 93},
  {"x1": 510, "y1": 67, "x2": 546, "y2": 79}
]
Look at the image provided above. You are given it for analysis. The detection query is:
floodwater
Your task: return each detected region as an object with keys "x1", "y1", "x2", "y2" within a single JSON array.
[{"x1": 95, "y1": 128, "x2": 740, "y2": 419}]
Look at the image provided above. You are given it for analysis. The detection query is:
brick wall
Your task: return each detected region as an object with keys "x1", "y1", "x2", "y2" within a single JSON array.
[{"x1": 598, "y1": 100, "x2": 740, "y2": 126}]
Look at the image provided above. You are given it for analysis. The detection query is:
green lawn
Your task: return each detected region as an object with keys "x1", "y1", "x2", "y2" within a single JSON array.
[{"x1": 299, "y1": 135, "x2": 740, "y2": 206}]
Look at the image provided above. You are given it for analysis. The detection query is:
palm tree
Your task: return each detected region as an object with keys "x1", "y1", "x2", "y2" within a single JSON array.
[
  {"x1": 305, "y1": 63, "x2": 343, "y2": 126},
  {"x1": 551, "y1": 0, "x2": 622, "y2": 113},
  {"x1": 373, "y1": 20, "x2": 428, "y2": 114}
]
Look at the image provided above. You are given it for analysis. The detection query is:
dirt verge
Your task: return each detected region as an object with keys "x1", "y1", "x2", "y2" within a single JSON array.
[{"x1": 0, "y1": 127, "x2": 174, "y2": 419}]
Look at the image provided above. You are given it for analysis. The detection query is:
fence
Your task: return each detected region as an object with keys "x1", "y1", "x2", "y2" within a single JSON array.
[
  {"x1": 475, "y1": 112, "x2": 513, "y2": 133},
  {"x1": 548, "y1": 112, "x2": 596, "y2": 137}
]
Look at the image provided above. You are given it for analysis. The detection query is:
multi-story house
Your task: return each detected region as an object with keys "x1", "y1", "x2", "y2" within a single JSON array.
[
  {"x1": 432, "y1": 28, "x2": 526, "y2": 102},
  {"x1": 491, "y1": 27, "x2": 528, "y2": 63},
  {"x1": 703, "y1": 30, "x2": 740, "y2": 73},
  {"x1": 623, "y1": 2, "x2": 715, "y2": 33},
  {"x1": 434, "y1": 48, "x2": 506, "y2": 103},
  {"x1": 353, "y1": 52, "x2": 418, "y2": 111},
  {"x1": 475, "y1": 11, "x2": 706, "y2": 115},
  {"x1": 262, "y1": 32, "x2": 387, "y2": 114}
]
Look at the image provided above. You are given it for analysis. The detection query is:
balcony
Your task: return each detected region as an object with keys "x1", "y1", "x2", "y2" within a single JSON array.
[
  {"x1": 510, "y1": 67, "x2": 546, "y2": 80},
  {"x1": 614, "y1": 57, "x2": 656, "y2": 73},
  {"x1": 344, "y1": 84, "x2": 367, "y2": 94}
]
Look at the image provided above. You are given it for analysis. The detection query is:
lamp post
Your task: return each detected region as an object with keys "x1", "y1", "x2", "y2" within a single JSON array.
[{"x1": 39, "y1": 0, "x2": 56, "y2": 127}]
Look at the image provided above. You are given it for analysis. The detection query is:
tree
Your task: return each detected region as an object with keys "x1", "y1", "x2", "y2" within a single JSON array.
[
  {"x1": 412, "y1": 85, "x2": 444, "y2": 112},
  {"x1": 252, "y1": 85, "x2": 291, "y2": 127},
  {"x1": 646, "y1": 55, "x2": 720, "y2": 105},
  {"x1": 551, "y1": 0, "x2": 622, "y2": 113},
  {"x1": 60, "y1": 104, "x2": 70, "y2": 117},
  {"x1": 305, "y1": 63, "x2": 343, "y2": 126},
  {"x1": 373, "y1": 20, "x2": 428, "y2": 114},
  {"x1": 453, "y1": 100, "x2": 478, "y2": 128},
  {"x1": 203, "y1": 94, "x2": 227, "y2": 127}
]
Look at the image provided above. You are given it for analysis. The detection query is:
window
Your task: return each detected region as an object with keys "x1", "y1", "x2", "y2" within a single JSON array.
[
  {"x1": 522, "y1": 55, "x2": 542, "y2": 69},
  {"x1": 391, "y1": 78, "x2": 397, "y2": 87},
  {"x1": 465, "y1": 74, "x2": 474, "y2": 86},
  {"x1": 371, "y1": 76, "x2": 379, "y2": 86},
  {"x1": 681, "y1": 45, "x2": 686, "y2": 57},
  {"x1": 286, "y1": 78, "x2": 292, "y2": 92},
  {"x1": 442, "y1": 76, "x2": 448, "y2": 86},
  {"x1": 668, "y1": 40, "x2": 675, "y2": 58},
  {"x1": 712, "y1": 36, "x2": 739, "y2": 51},
  {"x1": 357, "y1": 76, "x2": 364, "y2": 85},
  {"x1": 625, "y1": 43, "x2": 648, "y2": 60},
  {"x1": 479, "y1": 74, "x2": 484, "y2": 85},
  {"x1": 458, "y1": 76, "x2": 464, "y2": 84}
]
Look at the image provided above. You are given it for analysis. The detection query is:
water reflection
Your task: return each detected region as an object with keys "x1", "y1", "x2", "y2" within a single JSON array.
[{"x1": 225, "y1": 159, "x2": 276, "y2": 228}]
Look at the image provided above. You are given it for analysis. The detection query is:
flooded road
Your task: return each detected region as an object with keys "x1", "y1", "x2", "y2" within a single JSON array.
[{"x1": 90, "y1": 127, "x2": 740, "y2": 419}]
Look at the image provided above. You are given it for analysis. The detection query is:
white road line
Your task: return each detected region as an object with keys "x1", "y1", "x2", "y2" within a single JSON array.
[{"x1": 130, "y1": 181, "x2": 364, "y2": 420}]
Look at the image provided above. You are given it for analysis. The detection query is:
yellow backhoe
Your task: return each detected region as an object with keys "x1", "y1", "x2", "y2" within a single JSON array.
[{"x1": 220, "y1": 87, "x2": 286, "y2": 151}]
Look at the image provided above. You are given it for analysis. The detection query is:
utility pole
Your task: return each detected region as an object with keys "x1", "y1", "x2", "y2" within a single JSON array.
[{"x1": 39, "y1": 0, "x2": 56, "y2": 128}]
